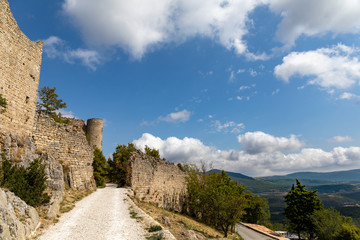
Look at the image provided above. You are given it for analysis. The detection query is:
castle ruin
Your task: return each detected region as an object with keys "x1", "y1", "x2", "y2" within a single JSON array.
[
  {"x1": 86, "y1": 118, "x2": 104, "y2": 150},
  {"x1": 0, "y1": 0, "x2": 43, "y2": 136},
  {"x1": 0, "y1": 0, "x2": 103, "y2": 227}
]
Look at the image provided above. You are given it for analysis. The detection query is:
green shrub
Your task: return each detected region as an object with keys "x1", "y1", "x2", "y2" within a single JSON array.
[
  {"x1": 0, "y1": 155, "x2": 50, "y2": 207},
  {"x1": 146, "y1": 233, "x2": 163, "y2": 240},
  {"x1": 0, "y1": 94, "x2": 6, "y2": 114},
  {"x1": 148, "y1": 225, "x2": 162, "y2": 232},
  {"x1": 92, "y1": 148, "x2": 107, "y2": 187}
]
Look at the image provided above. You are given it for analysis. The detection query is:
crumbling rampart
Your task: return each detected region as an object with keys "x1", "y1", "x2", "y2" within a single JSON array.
[
  {"x1": 128, "y1": 150, "x2": 187, "y2": 212},
  {"x1": 0, "y1": 0, "x2": 43, "y2": 137},
  {"x1": 33, "y1": 114, "x2": 96, "y2": 190}
]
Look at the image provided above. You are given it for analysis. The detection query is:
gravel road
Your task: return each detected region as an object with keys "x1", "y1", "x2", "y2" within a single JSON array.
[
  {"x1": 38, "y1": 184, "x2": 146, "y2": 240},
  {"x1": 235, "y1": 223, "x2": 276, "y2": 240}
]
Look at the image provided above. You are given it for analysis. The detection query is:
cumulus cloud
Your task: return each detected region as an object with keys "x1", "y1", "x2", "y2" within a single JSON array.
[
  {"x1": 43, "y1": 36, "x2": 100, "y2": 70},
  {"x1": 212, "y1": 120, "x2": 245, "y2": 134},
  {"x1": 62, "y1": 0, "x2": 268, "y2": 59},
  {"x1": 274, "y1": 44, "x2": 360, "y2": 89},
  {"x1": 237, "y1": 131, "x2": 304, "y2": 154},
  {"x1": 133, "y1": 133, "x2": 360, "y2": 176},
  {"x1": 158, "y1": 109, "x2": 191, "y2": 123},
  {"x1": 268, "y1": 0, "x2": 360, "y2": 46},
  {"x1": 330, "y1": 136, "x2": 353, "y2": 143}
]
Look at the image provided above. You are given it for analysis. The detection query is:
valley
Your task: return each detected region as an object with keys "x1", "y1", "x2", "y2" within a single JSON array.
[{"x1": 212, "y1": 169, "x2": 360, "y2": 228}]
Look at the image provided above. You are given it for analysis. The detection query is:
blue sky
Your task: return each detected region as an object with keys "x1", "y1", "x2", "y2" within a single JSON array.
[{"x1": 10, "y1": 0, "x2": 360, "y2": 176}]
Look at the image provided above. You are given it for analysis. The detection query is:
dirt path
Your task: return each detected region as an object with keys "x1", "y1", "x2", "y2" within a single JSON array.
[{"x1": 38, "y1": 184, "x2": 146, "y2": 240}]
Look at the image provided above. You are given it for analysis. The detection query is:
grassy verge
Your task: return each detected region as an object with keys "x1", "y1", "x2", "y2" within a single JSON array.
[{"x1": 135, "y1": 200, "x2": 243, "y2": 240}]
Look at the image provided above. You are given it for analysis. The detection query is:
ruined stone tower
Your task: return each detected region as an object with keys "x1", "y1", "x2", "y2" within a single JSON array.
[
  {"x1": 0, "y1": 0, "x2": 43, "y2": 136},
  {"x1": 86, "y1": 118, "x2": 103, "y2": 151}
]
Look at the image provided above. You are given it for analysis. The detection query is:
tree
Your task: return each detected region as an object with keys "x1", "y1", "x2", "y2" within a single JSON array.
[
  {"x1": 36, "y1": 86, "x2": 67, "y2": 118},
  {"x1": 92, "y1": 148, "x2": 107, "y2": 187},
  {"x1": 312, "y1": 208, "x2": 349, "y2": 240},
  {"x1": 284, "y1": 179, "x2": 322, "y2": 240},
  {"x1": 242, "y1": 193, "x2": 270, "y2": 225},
  {"x1": 107, "y1": 143, "x2": 136, "y2": 187},
  {"x1": 0, "y1": 94, "x2": 6, "y2": 114},
  {"x1": 333, "y1": 223, "x2": 360, "y2": 240},
  {"x1": 186, "y1": 169, "x2": 248, "y2": 237},
  {"x1": 311, "y1": 207, "x2": 360, "y2": 240},
  {"x1": 145, "y1": 145, "x2": 161, "y2": 158}
]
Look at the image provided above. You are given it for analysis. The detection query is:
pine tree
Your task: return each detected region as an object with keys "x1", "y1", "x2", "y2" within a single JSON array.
[
  {"x1": 284, "y1": 179, "x2": 322, "y2": 240},
  {"x1": 36, "y1": 86, "x2": 67, "y2": 118}
]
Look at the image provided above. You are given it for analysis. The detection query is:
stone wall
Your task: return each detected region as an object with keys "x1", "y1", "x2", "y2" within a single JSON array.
[
  {"x1": 33, "y1": 114, "x2": 96, "y2": 190},
  {"x1": 128, "y1": 150, "x2": 187, "y2": 212},
  {"x1": 0, "y1": 0, "x2": 43, "y2": 137}
]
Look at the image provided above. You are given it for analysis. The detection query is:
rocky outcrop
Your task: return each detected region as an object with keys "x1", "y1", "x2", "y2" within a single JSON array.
[
  {"x1": 0, "y1": 188, "x2": 40, "y2": 240},
  {"x1": 128, "y1": 150, "x2": 187, "y2": 212},
  {"x1": 0, "y1": 133, "x2": 65, "y2": 218}
]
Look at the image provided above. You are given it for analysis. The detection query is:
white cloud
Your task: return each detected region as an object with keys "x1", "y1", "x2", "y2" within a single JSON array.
[
  {"x1": 212, "y1": 120, "x2": 245, "y2": 134},
  {"x1": 57, "y1": 109, "x2": 76, "y2": 118},
  {"x1": 62, "y1": 0, "x2": 267, "y2": 59},
  {"x1": 43, "y1": 36, "x2": 100, "y2": 70},
  {"x1": 245, "y1": 51, "x2": 270, "y2": 61},
  {"x1": 158, "y1": 109, "x2": 191, "y2": 123},
  {"x1": 338, "y1": 92, "x2": 360, "y2": 100},
  {"x1": 268, "y1": 0, "x2": 360, "y2": 47},
  {"x1": 239, "y1": 86, "x2": 251, "y2": 91},
  {"x1": 330, "y1": 136, "x2": 353, "y2": 143},
  {"x1": 272, "y1": 89, "x2": 280, "y2": 95},
  {"x1": 237, "y1": 131, "x2": 304, "y2": 154},
  {"x1": 237, "y1": 96, "x2": 250, "y2": 101},
  {"x1": 229, "y1": 70, "x2": 236, "y2": 82},
  {"x1": 274, "y1": 44, "x2": 360, "y2": 89},
  {"x1": 133, "y1": 133, "x2": 360, "y2": 176},
  {"x1": 249, "y1": 68, "x2": 258, "y2": 77}
]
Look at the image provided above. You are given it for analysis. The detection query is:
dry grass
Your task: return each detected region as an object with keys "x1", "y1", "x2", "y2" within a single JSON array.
[
  {"x1": 59, "y1": 187, "x2": 93, "y2": 214},
  {"x1": 135, "y1": 200, "x2": 243, "y2": 240}
]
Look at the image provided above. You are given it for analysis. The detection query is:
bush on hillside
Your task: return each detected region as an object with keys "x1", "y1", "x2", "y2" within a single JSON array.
[
  {"x1": 92, "y1": 148, "x2": 107, "y2": 187},
  {"x1": 0, "y1": 154, "x2": 50, "y2": 207}
]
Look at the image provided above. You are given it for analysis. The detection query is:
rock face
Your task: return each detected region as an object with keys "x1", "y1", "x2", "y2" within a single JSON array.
[
  {"x1": 128, "y1": 150, "x2": 187, "y2": 212},
  {"x1": 0, "y1": 133, "x2": 65, "y2": 218},
  {"x1": 0, "y1": 188, "x2": 40, "y2": 240},
  {"x1": 33, "y1": 114, "x2": 96, "y2": 190},
  {"x1": 0, "y1": 0, "x2": 43, "y2": 137}
]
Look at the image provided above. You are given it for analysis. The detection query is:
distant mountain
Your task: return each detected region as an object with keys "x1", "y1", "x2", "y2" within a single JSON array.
[
  {"x1": 209, "y1": 169, "x2": 360, "y2": 194},
  {"x1": 261, "y1": 169, "x2": 360, "y2": 183},
  {"x1": 209, "y1": 169, "x2": 254, "y2": 180},
  {"x1": 209, "y1": 169, "x2": 289, "y2": 193}
]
